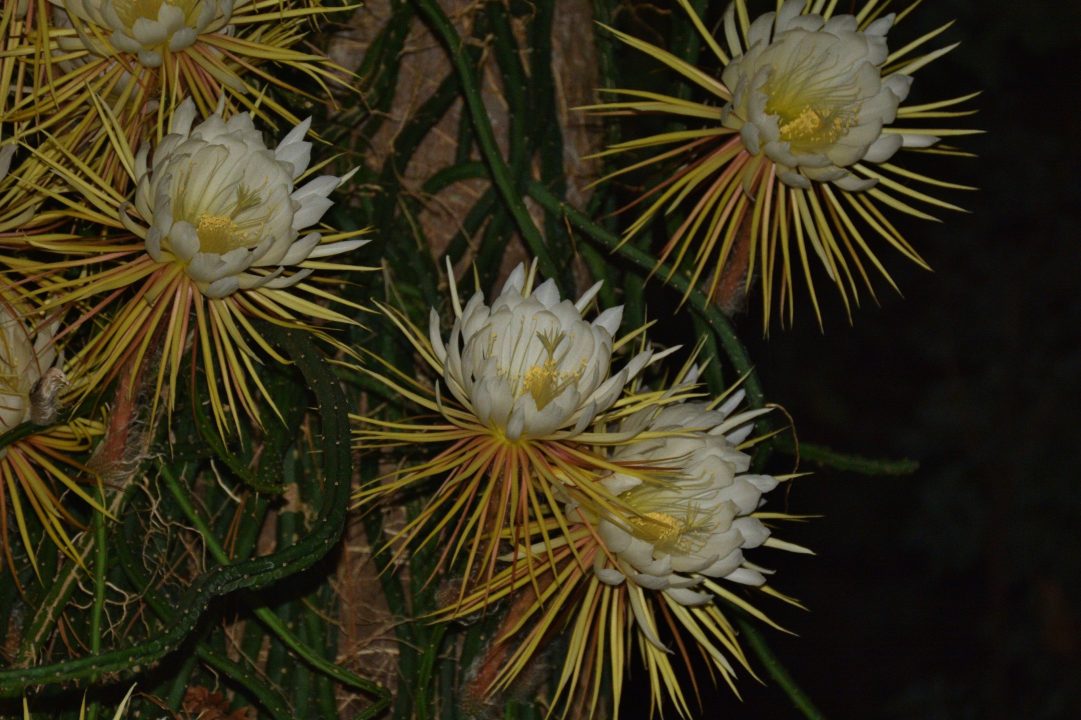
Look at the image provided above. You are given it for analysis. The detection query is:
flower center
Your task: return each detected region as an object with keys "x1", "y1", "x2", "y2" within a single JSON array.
[
  {"x1": 757, "y1": 33, "x2": 866, "y2": 150},
  {"x1": 184, "y1": 183, "x2": 269, "y2": 256},
  {"x1": 628, "y1": 511, "x2": 686, "y2": 543},
  {"x1": 774, "y1": 104, "x2": 854, "y2": 146},
  {"x1": 518, "y1": 329, "x2": 583, "y2": 411},
  {"x1": 111, "y1": 0, "x2": 198, "y2": 29},
  {"x1": 625, "y1": 503, "x2": 712, "y2": 555},
  {"x1": 196, "y1": 213, "x2": 246, "y2": 255}
]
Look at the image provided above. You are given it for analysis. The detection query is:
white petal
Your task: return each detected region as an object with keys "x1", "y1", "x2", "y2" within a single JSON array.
[
  {"x1": 291, "y1": 196, "x2": 334, "y2": 230},
  {"x1": 532, "y1": 278, "x2": 560, "y2": 307},
  {"x1": 168, "y1": 221, "x2": 200, "y2": 261},
  {"x1": 631, "y1": 573, "x2": 669, "y2": 590},
  {"x1": 742, "y1": 474, "x2": 779, "y2": 493},
  {"x1": 862, "y1": 134, "x2": 903, "y2": 163},
  {"x1": 865, "y1": 14, "x2": 895, "y2": 37},
  {"x1": 899, "y1": 132, "x2": 940, "y2": 148},
  {"x1": 308, "y1": 237, "x2": 369, "y2": 259},
  {"x1": 585, "y1": 371, "x2": 627, "y2": 417},
  {"x1": 747, "y1": 11, "x2": 776, "y2": 48},
  {"x1": 569, "y1": 399, "x2": 597, "y2": 435},
  {"x1": 109, "y1": 31, "x2": 142, "y2": 53},
  {"x1": 664, "y1": 586, "x2": 713, "y2": 606},
  {"x1": 823, "y1": 14, "x2": 857, "y2": 34},
  {"x1": 204, "y1": 277, "x2": 240, "y2": 298},
  {"x1": 501, "y1": 263, "x2": 527, "y2": 295},
  {"x1": 786, "y1": 15, "x2": 824, "y2": 32},
  {"x1": 774, "y1": 0, "x2": 805, "y2": 34},
  {"x1": 600, "y1": 473, "x2": 640, "y2": 496},
  {"x1": 574, "y1": 280, "x2": 604, "y2": 312},
  {"x1": 778, "y1": 170, "x2": 812, "y2": 189},
  {"x1": 429, "y1": 309, "x2": 448, "y2": 364},
  {"x1": 701, "y1": 549, "x2": 744, "y2": 578},
  {"x1": 883, "y1": 74, "x2": 914, "y2": 104},
  {"x1": 592, "y1": 306, "x2": 622, "y2": 337},
  {"x1": 293, "y1": 174, "x2": 339, "y2": 202},
  {"x1": 259, "y1": 268, "x2": 313, "y2": 289},
  {"x1": 740, "y1": 122, "x2": 762, "y2": 155},
  {"x1": 131, "y1": 17, "x2": 168, "y2": 46},
  {"x1": 137, "y1": 49, "x2": 163, "y2": 68},
  {"x1": 725, "y1": 567, "x2": 767, "y2": 586},
  {"x1": 803, "y1": 164, "x2": 847, "y2": 182},
  {"x1": 599, "y1": 521, "x2": 633, "y2": 554},
  {"x1": 505, "y1": 405, "x2": 526, "y2": 441},
  {"x1": 275, "y1": 143, "x2": 312, "y2": 180},
  {"x1": 169, "y1": 98, "x2": 198, "y2": 136},
  {"x1": 168, "y1": 27, "x2": 197, "y2": 51},
  {"x1": 595, "y1": 567, "x2": 626, "y2": 585},
  {"x1": 764, "y1": 141, "x2": 799, "y2": 168},
  {"x1": 734, "y1": 517, "x2": 771, "y2": 548},
  {"x1": 278, "y1": 233, "x2": 321, "y2": 266},
  {"x1": 278, "y1": 117, "x2": 313, "y2": 151},
  {"x1": 145, "y1": 227, "x2": 164, "y2": 261}
]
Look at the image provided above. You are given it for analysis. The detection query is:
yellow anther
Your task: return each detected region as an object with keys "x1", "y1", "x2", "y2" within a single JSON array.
[
  {"x1": 777, "y1": 105, "x2": 852, "y2": 145},
  {"x1": 523, "y1": 361, "x2": 564, "y2": 410},
  {"x1": 196, "y1": 214, "x2": 244, "y2": 255},
  {"x1": 628, "y1": 511, "x2": 685, "y2": 543}
]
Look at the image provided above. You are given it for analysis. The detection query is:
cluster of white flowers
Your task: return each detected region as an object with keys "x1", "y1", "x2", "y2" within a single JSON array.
[{"x1": 423, "y1": 258, "x2": 783, "y2": 643}]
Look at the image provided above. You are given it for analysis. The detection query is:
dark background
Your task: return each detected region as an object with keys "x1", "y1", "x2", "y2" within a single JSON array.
[{"x1": 712, "y1": 1, "x2": 1081, "y2": 717}]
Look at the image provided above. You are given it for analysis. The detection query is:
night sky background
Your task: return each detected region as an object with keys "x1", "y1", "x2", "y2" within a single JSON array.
[{"x1": 675, "y1": 0, "x2": 1081, "y2": 717}]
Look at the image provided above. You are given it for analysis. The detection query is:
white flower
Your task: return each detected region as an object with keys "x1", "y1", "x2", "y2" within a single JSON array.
[
  {"x1": 429, "y1": 264, "x2": 654, "y2": 442},
  {"x1": 133, "y1": 98, "x2": 363, "y2": 299},
  {"x1": 0, "y1": 303, "x2": 58, "y2": 434},
  {"x1": 592, "y1": 394, "x2": 778, "y2": 617},
  {"x1": 59, "y1": 0, "x2": 236, "y2": 67},
  {"x1": 720, "y1": 0, "x2": 930, "y2": 191}
]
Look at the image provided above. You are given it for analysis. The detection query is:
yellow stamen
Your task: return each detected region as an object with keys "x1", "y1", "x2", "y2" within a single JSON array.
[
  {"x1": 196, "y1": 214, "x2": 244, "y2": 255},
  {"x1": 776, "y1": 105, "x2": 855, "y2": 145},
  {"x1": 628, "y1": 511, "x2": 685, "y2": 544},
  {"x1": 519, "y1": 330, "x2": 583, "y2": 410}
]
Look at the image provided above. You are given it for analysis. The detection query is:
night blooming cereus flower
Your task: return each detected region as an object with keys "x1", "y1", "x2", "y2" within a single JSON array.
[
  {"x1": 588, "y1": 0, "x2": 979, "y2": 327},
  {"x1": 720, "y1": 3, "x2": 913, "y2": 192},
  {"x1": 8, "y1": 99, "x2": 366, "y2": 435},
  {"x1": 64, "y1": 0, "x2": 235, "y2": 68},
  {"x1": 2, "y1": 0, "x2": 353, "y2": 191},
  {"x1": 596, "y1": 400, "x2": 781, "y2": 602},
  {"x1": 134, "y1": 98, "x2": 353, "y2": 299},
  {"x1": 353, "y1": 261, "x2": 680, "y2": 596},
  {"x1": 435, "y1": 264, "x2": 649, "y2": 441},
  {"x1": 0, "y1": 295, "x2": 105, "y2": 576},
  {"x1": 444, "y1": 375, "x2": 810, "y2": 717}
]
